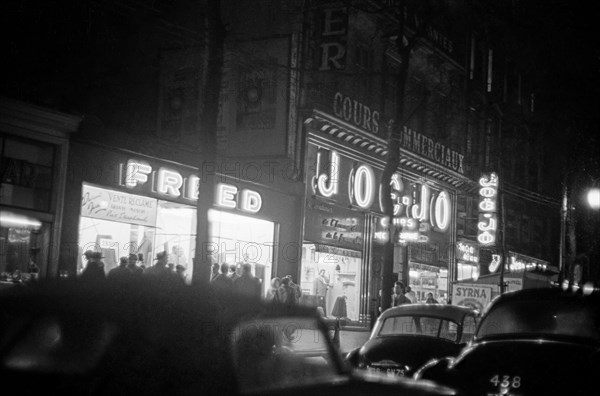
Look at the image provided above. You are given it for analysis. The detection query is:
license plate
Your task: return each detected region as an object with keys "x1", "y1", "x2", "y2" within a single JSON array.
[{"x1": 368, "y1": 366, "x2": 405, "y2": 376}]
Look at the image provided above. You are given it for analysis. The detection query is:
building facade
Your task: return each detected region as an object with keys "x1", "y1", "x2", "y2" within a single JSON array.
[{"x1": 1, "y1": 1, "x2": 562, "y2": 304}]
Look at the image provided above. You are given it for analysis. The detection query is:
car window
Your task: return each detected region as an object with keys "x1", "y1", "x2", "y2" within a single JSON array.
[
  {"x1": 477, "y1": 300, "x2": 600, "y2": 340},
  {"x1": 379, "y1": 315, "x2": 459, "y2": 341},
  {"x1": 460, "y1": 315, "x2": 477, "y2": 343},
  {"x1": 231, "y1": 316, "x2": 338, "y2": 393},
  {"x1": 380, "y1": 316, "x2": 419, "y2": 335}
]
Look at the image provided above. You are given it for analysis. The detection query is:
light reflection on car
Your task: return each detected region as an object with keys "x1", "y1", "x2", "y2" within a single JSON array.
[
  {"x1": 414, "y1": 287, "x2": 600, "y2": 396},
  {"x1": 346, "y1": 304, "x2": 479, "y2": 378}
]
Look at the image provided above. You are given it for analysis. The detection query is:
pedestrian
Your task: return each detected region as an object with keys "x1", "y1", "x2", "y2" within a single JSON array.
[
  {"x1": 392, "y1": 281, "x2": 411, "y2": 306},
  {"x1": 136, "y1": 253, "x2": 146, "y2": 270},
  {"x1": 313, "y1": 269, "x2": 331, "y2": 315},
  {"x1": 426, "y1": 292, "x2": 438, "y2": 304},
  {"x1": 285, "y1": 274, "x2": 303, "y2": 302},
  {"x1": 107, "y1": 256, "x2": 133, "y2": 283},
  {"x1": 405, "y1": 285, "x2": 417, "y2": 303},
  {"x1": 233, "y1": 263, "x2": 261, "y2": 298},
  {"x1": 212, "y1": 263, "x2": 233, "y2": 292},
  {"x1": 230, "y1": 263, "x2": 242, "y2": 282},
  {"x1": 80, "y1": 251, "x2": 106, "y2": 283},
  {"x1": 227, "y1": 264, "x2": 237, "y2": 279},
  {"x1": 277, "y1": 277, "x2": 298, "y2": 307},
  {"x1": 127, "y1": 253, "x2": 144, "y2": 278},
  {"x1": 175, "y1": 264, "x2": 187, "y2": 284},
  {"x1": 143, "y1": 251, "x2": 177, "y2": 284},
  {"x1": 210, "y1": 262, "x2": 220, "y2": 282},
  {"x1": 266, "y1": 277, "x2": 281, "y2": 303}
]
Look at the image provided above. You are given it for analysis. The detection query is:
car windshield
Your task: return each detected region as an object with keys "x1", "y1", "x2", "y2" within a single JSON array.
[
  {"x1": 378, "y1": 315, "x2": 460, "y2": 342},
  {"x1": 477, "y1": 299, "x2": 600, "y2": 341},
  {"x1": 231, "y1": 316, "x2": 339, "y2": 393}
]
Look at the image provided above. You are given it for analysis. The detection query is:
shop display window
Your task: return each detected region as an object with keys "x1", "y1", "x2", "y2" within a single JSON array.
[
  {"x1": 300, "y1": 243, "x2": 362, "y2": 322},
  {"x1": 208, "y1": 209, "x2": 275, "y2": 296},
  {"x1": 0, "y1": 212, "x2": 48, "y2": 283},
  {"x1": 78, "y1": 184, "x2": 196, "y2": 284},
  {"x1": 79, "y1": 185, "x2": 276, "y2": 288},
  {"x1": 456, "y1": 263, "x2": 478, "y2": 281}
]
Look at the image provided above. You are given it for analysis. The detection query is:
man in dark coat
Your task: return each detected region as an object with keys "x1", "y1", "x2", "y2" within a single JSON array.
[
  {"x1": 211, "y1": 263, "x2": 233, "y2": 292},
  {"x1": 233, "y1": 263, "x2": 261, "y2": 298},
  {"x1": 107, "y1": 256, "x2": 133, "y2": 283},
  {"x1": 80, "y1": 251, "x2": 106, "y2": 282},
  {"x1": 143, "y1": 251, "x2": 177, "y2": 281},
  {"x1": 127, "y1": 253, "x2": 144, "y2": 277},
  {"x1": 392, "y1": 281, "x2": 411, "y2": 307}
]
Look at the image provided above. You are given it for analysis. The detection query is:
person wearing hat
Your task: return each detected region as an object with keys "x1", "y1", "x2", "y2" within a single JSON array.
[
  {"x1": 127, "y1": 253, "x2": 143, "y2": 277},
  {"x1": 107, "y1": 256, "x2": 134, "y2": 283},
  {"x1": 143, "y1": 251, "x2": 178, "y2": 283},
  {"x1": 80, "y1": 251, "x2": 106, "y2": 282}
]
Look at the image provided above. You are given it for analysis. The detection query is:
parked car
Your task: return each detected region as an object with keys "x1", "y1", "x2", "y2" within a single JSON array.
[
  {"x1": 346, "y1": 304, "x2": 479, "y2": 377},
  {"x1": 414, "y1": 287, "x2": 600, "y2": 396},
  {"x1": 0, "y1": 278, "x2": 459, "y2": 396}
]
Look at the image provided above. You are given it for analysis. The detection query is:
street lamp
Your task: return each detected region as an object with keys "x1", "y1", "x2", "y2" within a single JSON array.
[{"x1": 587, "y1": 187, "x2": 600, "y2": 210}]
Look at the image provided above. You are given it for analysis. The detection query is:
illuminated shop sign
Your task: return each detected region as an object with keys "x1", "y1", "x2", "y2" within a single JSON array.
[
  {"x1": 329, "y1": 92, "x2": 465, "y2": 174},
  {"x1": 311, "y1": 148, "x2": 452, "y2": 242},
  {"x1": 304, "y1": 200, "x2": 363, "y2": 250},
  {"x1": 456, "y1": 241, "x2": 479, "y2": 264},
  {"x1": 118, "y1": 159, "x2": 262, "y2": 213},
  {"x1": 506, "y1": 252, "x2": 549, "y2": 273},
  {"x1": 482, "y1": 251, "x2": 550, "y2": 274},
  {"x1": 477, "y1": 172, "x2": 498, "y2": 246}
]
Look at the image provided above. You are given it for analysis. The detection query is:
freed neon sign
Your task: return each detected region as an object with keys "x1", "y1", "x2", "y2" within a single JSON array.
[{"x1": 120, "y1": 159, "x2": 262, "y2": 213}]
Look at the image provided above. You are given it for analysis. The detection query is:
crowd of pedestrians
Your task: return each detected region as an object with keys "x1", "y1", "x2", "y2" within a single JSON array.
[
  {"x1": 79, "y1": 249, "x2": 186, "y2": 286},
  {"x1": 80, "y1": 250, "x2": 311, "y2": 308},
  {"x1": 208, "y1": 261, "x2": 304, "y2": 307}
]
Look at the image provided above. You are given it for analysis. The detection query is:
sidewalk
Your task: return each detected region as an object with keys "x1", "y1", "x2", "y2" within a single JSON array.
[{"x1": 338, "y1": 327, "x2": 371, "y2": 354}]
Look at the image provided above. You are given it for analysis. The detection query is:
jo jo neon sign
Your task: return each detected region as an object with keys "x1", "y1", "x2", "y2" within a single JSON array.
[
  {"x1": 477, "y1": 172, "x2": 498, "y2": 245},
  {"x1": 120, "y1": 159, "x2": 262, "y2": 213},
  {"x1": 312, "y1": 149, "x2": 451, "y2": 233}
]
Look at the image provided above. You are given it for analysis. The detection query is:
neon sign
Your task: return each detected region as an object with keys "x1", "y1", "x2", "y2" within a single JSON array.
[
  {"x1": 120, "y1": 159, "x2": 262, "y2": 213},
  {"x1": 456, "y1": 241, "x2": 479, "y2": 264},
  {"x1": 312, "y1": 149, "x2": 452, "y2": 238},
  {"x1": 477, "y1": 172, "x2": 498, "y2": 246}
]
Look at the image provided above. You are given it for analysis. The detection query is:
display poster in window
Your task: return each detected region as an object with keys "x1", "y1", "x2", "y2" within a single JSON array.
[
  {"x1": 81, "y1": 184, "x2": 157, "y2": 227},
  {"x1": 304, "y1": 199, "x2": 363, "y2": 251}
]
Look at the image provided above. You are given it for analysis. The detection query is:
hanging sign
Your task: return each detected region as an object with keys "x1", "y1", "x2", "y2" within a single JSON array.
[
  {"x1": 81, "y1": 183, "x2": 158, "y2": 227},
  {"x1": 477, "y1": 172, "x2": 498, "y2": 246},
  {"x1": 456, "y1": 241, "x2": 479, "y2": 264},
  {"x1": 452, "y1": 283, "x2": 492, "y2": 312}
]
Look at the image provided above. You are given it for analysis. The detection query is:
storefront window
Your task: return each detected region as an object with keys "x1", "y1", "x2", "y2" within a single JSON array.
[
  {"x1": 1, "y1": 135, "x2": 55, "y2": 212},
  {"x1": 78, "y1": 183, "x2": 196, "y2": 284},
  {"x1": 300, "y1": 243, "x2": 362, "y2": 322},
  {"x1": 0, "y1": 212, "x2": 49, "y2": 284},
  {"x1": 78, "y1": 183, "x2": 275, "y2": 288},
  {"x1": 208, "y1": 209, "x2": 275, "y2": 296},
  {"x1": 456, "y1": 263, "x2": 478, "y2": 281}
]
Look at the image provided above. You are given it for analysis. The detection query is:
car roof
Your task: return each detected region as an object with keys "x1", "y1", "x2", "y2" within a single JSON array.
[
  {"x1": 378, "y1": 304, "x2": 477, "y2": 322},
  {"x1": 491, "y1": 286, "x2": 600, "y2": 307}
]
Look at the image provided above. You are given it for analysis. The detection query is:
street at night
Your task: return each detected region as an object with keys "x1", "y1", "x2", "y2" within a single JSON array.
[{"x1": 1, "y1": 1, "x2": 599, "y2": 395}]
